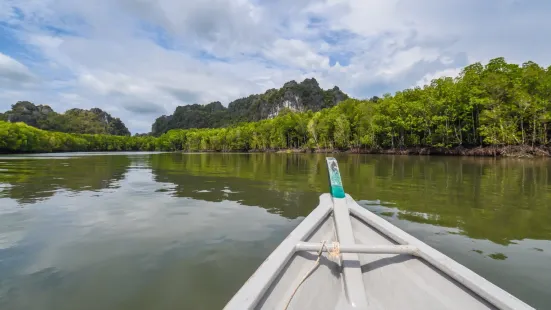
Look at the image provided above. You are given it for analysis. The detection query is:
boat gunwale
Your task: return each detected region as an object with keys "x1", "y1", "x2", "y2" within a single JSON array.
[
  {"x1": 346, "y1": 195, "x2": 534, "y2": 310},
  {"x1": 223, "y1": 195, "x2": 333, "y2": 310}
]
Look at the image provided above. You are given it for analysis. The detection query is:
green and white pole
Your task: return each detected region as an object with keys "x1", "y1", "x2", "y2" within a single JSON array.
[
  {"x1": 325, "y1": 157, "x2": 368, "y2": 309},
  {"x1": 326, "y1": 157, "x2": 346, "y2": 199}
]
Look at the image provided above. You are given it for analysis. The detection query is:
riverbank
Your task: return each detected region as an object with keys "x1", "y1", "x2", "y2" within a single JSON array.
[
  {"x1": 3, "y1": 145, "x2": 550, "y2": 158},
  {"x1": 266, "y1": 145, "x2": 551, "y2": 158},
  {"x1": 2, "y1": 120, "x2": 550, "y2": 158},
  {"x1": 352, "y1": 145, "x2": 551, "y2": 158}
]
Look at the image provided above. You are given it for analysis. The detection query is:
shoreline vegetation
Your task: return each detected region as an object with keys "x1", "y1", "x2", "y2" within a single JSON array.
[
  {"x1": 274, "y1": 145, "x2": 551, "y2": 157},
  {"x1": 179, "y1": 145, "x2": 551, "y2": 158},
  {"x1": 1, "y1": 120, "x2": 550, "y2": 157},
  {"x1": 2, "y1": 58, "x2": 551, "y2": 158}
]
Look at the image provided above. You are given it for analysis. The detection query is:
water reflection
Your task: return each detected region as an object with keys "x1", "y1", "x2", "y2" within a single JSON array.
[
  {"x1": 0, "y1": 155, "x2": 131, "y2": 204},
  {"x1": 0, "y1": 153, "x2": 550, "y2": 309},
  {"x1": 1, "y1": 153, "x2": 550, "y2": 245},
  {"x1": 150, "y1": 153, "x2": 323, "y2": 219},
  {"x1": 342, "y1": 155, "x2": 551, "y2": 245}
]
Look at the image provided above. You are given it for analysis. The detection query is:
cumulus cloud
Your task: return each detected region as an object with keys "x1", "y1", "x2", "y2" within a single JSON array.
[
  {"x1": 0, "y1": 52, "x2": 36, "y2": 84},
  {"x1": 0, "y1": 0, "x2": 550, "y2": 133}
]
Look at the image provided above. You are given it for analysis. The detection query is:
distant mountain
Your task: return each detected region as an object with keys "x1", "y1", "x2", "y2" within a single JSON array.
[
  {"x1": 152, "y1": 101, "x2": 228, "y2": 136},
  {"x1": 2, "y1": 101, "x2": 130, "y2": 136},
  {"x1": 151, "y1": 78, "x2": 348, "y2": 135}
]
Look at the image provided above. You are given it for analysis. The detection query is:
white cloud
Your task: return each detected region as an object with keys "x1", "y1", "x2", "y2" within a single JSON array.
[
  {"x1": 329, "y1": 0, "x2": 404, "y2": 35},
  {"x1": 0, "y1": 52, "x2": 36, "y2": 84},
  {"x1": 1, "y1": 0, "x2": 550, "y2": 133},
  {"x1": 416, "y1": 68, "x2": 463, "y2": 88},
  {"x1": 264, "y1": 39, "x2": 330, "y2": 70},
  {"x1": 377, "y1": 46, "x2": 440, "y2": 79}
]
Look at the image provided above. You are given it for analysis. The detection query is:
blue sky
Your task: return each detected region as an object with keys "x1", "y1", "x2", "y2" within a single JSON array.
[{"x1": 1, "y1": 0, "x2": 550, "y2": 134}]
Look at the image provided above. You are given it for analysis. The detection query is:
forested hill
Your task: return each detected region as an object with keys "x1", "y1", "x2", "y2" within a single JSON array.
[
  {"x1": 0, "y1": 101, "x2": 130, "y2": 136},
  {"x1": 151, "y1": 78, "x2": 348, "y2": 136},
  {"x1": 2, "y1": 57, "x2": 551, "y2": 155}
]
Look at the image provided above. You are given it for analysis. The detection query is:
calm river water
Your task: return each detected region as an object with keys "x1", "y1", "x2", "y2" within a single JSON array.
[{"x1": 0, "y1": 153, "x2": 549, "y2": 309}]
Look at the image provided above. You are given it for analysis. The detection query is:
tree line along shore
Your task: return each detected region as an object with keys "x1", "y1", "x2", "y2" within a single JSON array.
[{"x1": 2, "y1": 57, "x2": 551, "y2": 157}]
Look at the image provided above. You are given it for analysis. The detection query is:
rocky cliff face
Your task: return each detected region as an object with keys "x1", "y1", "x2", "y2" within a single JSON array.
[
  {"x1": 152, "y1": 78, "x2": 348, "y2": 135},
  {"x1": 5, "y1": 101, "x2": 54, "y2": 127},
  {"x1": 263, "y1": 79, "x2": 347, "y2": 119},
  {"x1": 65, "y1": 108, "x2": 130, "y2": 136},
  {"x1": 2, "y1": 101, "x2": 130, "y2": 136},
  {"x1": 227, "y1": 78, "x2": 347, "y2": 122}
]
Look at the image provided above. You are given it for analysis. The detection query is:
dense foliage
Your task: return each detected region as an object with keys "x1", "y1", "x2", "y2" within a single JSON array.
[
  {"x1": 151, "y1": 78, "x2": 348, "y2": 135},
  {"x1": 2, "y1": 58, "x2": 550, "y2": 153},
  {"x1": 0, "y1": 121, "x2": 155, "y2": 153},
  {"x1": 152, "y1": 101, "x2": 228, "y2": 135},
  {"x1": 2, "y1": 101, "x2": 130, "y2": 136}
]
